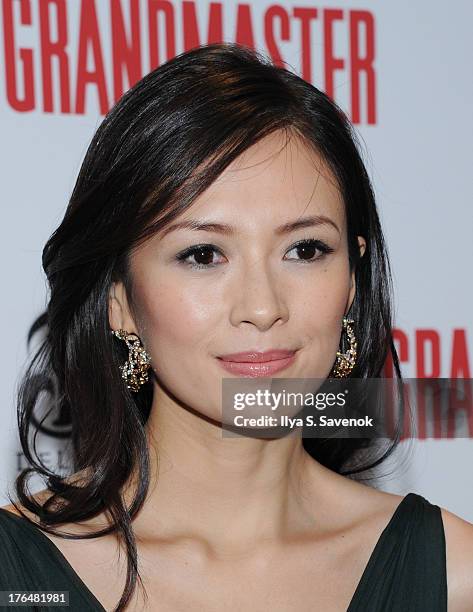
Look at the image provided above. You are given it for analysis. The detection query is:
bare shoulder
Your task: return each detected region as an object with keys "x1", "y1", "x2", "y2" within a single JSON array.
[
  {"x1": 0, "y1": 468, "x2": 98, "y2": 528},
  {"x1": 1, "y1": 488, "x2": 52, "y2": 524},
  {"x1": 439, "y1": 504, "x2": 473, "y2": 612},
  {"x1": 322, "y1": 473, "x2": 406, "y2": 530}
]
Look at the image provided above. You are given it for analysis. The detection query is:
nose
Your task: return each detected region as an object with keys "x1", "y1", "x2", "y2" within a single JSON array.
[{"x1": 229, "y1": 258, "x2": 289, "y2": 331}]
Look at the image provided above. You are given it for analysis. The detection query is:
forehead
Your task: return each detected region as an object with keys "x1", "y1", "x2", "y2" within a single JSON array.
[{"x1": 174, "y1": 130, "x2": 345, "y2": 233}]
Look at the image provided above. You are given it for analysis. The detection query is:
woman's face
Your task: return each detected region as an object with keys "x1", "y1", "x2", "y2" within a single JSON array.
[{"x1": 109, "y1": 130, "x2": 365, "y2": 423}]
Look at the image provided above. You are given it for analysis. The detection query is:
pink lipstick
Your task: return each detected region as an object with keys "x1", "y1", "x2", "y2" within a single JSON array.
[{"x1": 216, "y1": 349, "x2": 297, "y2": 377}]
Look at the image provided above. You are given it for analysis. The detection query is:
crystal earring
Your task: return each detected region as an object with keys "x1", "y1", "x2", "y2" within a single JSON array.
[
  {"x1": 111, "y1": 329, "x2": 151, "y2": 392},
  {"x1": 330, "y1": 317, "x2": 357, "y2": 378}
]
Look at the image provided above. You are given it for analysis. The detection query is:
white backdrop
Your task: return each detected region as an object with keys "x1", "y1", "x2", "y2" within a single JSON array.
[{"x1": 1, "y1": 0, "x2": 472, "y2": 521}]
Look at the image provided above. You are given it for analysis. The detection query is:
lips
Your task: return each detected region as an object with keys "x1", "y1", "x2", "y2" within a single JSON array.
[
  {"x1": 216, "y1": 350, "x2": 298, "y2": 377},
  {"x1": 218, "y1": 349, "x2": 296, "y2": 363}
]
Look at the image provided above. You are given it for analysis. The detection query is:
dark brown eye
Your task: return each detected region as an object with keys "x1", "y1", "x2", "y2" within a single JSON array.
[
  {"x1": 285, "y1": 239, "x2": 333, "y2": 262},
  {"x1": 176, "y1": 244, "x2": 223, "y2": 268},
  {"x1": 296, "y1": 243, "x2": 318, "y2": 260},
  {"x1": 192, "y1": 246, "x2": 215, "y2": 265}
]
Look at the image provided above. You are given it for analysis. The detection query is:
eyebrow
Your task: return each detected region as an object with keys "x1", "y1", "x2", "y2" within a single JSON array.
[{"x1": 160, "y1": 214, "x2": 340, "y2": 238}]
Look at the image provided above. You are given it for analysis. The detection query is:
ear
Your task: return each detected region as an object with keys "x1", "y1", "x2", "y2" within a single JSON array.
[
  {"x1": 108, "y1": 281, "x2": 138, "y2": 334},
  {"x1": 346, "y1": 236, "x2": 366, "y2": 315}
]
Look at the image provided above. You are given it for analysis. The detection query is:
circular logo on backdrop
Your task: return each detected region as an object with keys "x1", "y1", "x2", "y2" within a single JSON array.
[{"x1": 29, "y1": 374, "x2": 72, "y2": 439}]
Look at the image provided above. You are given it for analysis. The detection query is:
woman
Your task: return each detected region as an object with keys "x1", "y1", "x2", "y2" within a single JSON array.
[{"x1": 1, "y1": 42, "x2": 472, "y2": 612}]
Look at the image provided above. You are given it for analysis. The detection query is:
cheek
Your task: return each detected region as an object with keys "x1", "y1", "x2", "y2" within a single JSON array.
[
  {"x1": 299, "y1": 258, "x2": 351, "y2": 319},
  {"x1": 130, "y1": 270, "x2": 225, "y2": 419},
  {"x1": 134, "y1": 278, "x2": 215, "y2": 354},
  {"x1": 294, "y1": 262, "x2": 352, "y2": 374}
]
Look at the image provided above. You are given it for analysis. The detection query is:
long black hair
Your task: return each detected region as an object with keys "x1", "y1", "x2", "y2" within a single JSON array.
[{"x1": 10, "y1": 42, "x2": 403, "y2": 611}]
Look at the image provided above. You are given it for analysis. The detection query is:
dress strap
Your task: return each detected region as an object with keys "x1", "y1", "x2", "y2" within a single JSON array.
[{"x1": 348, "y1": 492, "x2": 447, "y2": 611}]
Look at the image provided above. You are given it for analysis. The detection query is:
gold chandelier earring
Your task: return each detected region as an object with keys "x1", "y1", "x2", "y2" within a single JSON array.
[
  {"x1": 330, "y1": 317, "x2": 357, "y2": 378},
  {"x1": 111, "y1": 329, "x2": 152, "y2": 392}
]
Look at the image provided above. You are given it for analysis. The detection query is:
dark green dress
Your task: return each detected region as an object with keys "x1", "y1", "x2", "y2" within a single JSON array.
[{"x1": 0, "y1": 492, "x2": 447, "y2": 611}]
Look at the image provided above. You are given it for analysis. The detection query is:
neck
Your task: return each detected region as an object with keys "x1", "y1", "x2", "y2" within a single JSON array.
[{"x1": 120, "y1": 386, "x2": 335, "y2": 555}]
